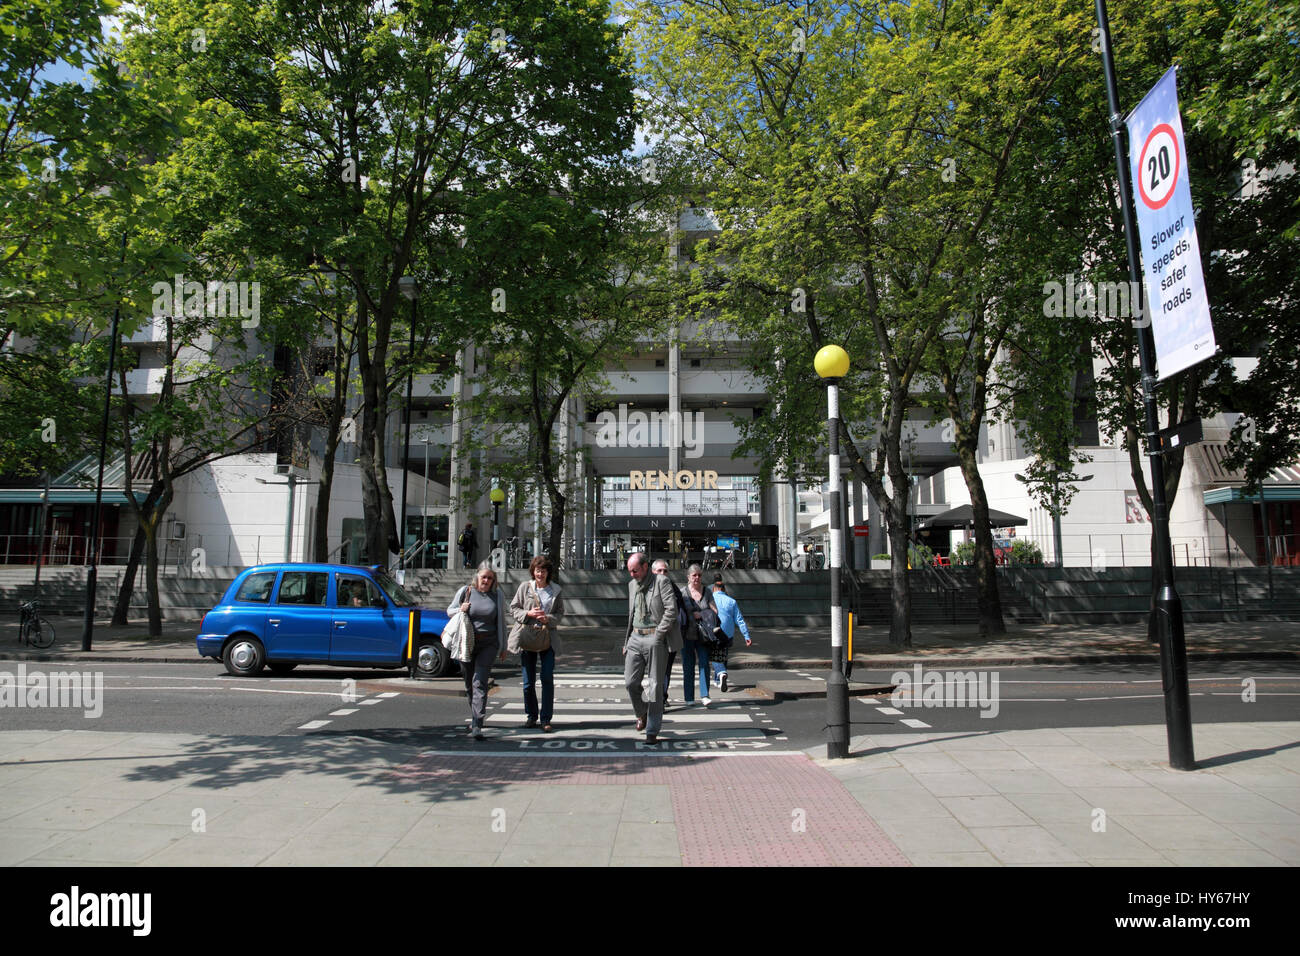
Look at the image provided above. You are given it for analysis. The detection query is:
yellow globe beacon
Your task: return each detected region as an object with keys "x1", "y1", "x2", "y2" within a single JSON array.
[{"x1": 814, "y1": 344, "x2": 850, "y2": 379}]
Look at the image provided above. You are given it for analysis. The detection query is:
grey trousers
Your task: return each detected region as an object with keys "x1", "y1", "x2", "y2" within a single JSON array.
[
  {"x1": 624, "y1": 632, "x2": 667, "y2": 735},
  {"x1": 463, "y1": 640, "x2": 498, "y2": 729}
]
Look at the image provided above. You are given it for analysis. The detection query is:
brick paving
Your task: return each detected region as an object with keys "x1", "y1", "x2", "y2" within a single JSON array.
[{"x1": 389, "y1": 751, "x2": 910, "y2": 866}]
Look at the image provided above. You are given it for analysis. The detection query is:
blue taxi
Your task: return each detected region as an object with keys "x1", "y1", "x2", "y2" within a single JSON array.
[{"x1": 196, "y1": 563, "x2": 452, "y2": 678}]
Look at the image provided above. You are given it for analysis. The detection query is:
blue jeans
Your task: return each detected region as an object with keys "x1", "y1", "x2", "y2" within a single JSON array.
[
  {"x1": 681, "y1": 640, "x2": 711, "y2": 701},
  {"x1": 520, "y1": 648, "x2": 555, "y2": 723}
]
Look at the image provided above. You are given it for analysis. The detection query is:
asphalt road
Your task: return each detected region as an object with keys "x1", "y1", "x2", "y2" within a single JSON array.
[{"x1": 2, "y1": 660, "x2": 1297, "y2": 752}]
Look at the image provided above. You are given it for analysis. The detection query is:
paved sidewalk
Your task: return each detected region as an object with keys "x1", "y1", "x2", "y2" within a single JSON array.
[{"x1": 1, "y1": 721, "x2": 1295, "y2": 866}]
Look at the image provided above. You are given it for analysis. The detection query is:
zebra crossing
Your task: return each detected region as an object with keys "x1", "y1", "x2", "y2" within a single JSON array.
[{"x1": 439, "y1": 670, "x2": 788, "y2": 752}]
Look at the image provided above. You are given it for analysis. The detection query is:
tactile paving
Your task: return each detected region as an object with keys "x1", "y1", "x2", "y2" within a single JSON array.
[{"x1": 389, "y1": 752, "x2": 910, "y2": 866}]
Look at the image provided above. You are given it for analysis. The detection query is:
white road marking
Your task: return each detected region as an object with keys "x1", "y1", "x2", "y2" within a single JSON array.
[
  {"x1": 899, "y1": 719, "x2": 931, "y2": 729},
  {"x1": 359, "y1": 698, "x2": 382, "y2": 705},
  {"x1": 298, "y1": 720, "x2": 331, "y2": 730},
  {"x1": 491, "y1": 712, "x2": 753, "y2": 724},
  {"x1": 83, "y1": 685, "x2": 354, "y2": 698},
  {"x1": 874, "y1": 707, "x2": 904, "y2": 715},
  {"x1": 330, "y1": 709, "x2": 359, "y2": 716}
]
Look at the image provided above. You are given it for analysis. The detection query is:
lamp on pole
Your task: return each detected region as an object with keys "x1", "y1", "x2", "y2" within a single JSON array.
[
  {"x1": 815, "y1": 343, "x2": 851, "y2": 759},
  {"x1": 490, "y1": 486, "x2": 505, "y2": 555},
  {"x1": 397, "y1": 276, "x2": 417, "y2": 577}
]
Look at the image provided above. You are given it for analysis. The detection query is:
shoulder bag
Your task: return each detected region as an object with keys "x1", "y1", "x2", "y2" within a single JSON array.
[
  {"x1": 442, "y1": 588, "x2": 475, "y2": 663},
  {"x1": 508, "y1": 582, "x2": 552, "y2": 654}
]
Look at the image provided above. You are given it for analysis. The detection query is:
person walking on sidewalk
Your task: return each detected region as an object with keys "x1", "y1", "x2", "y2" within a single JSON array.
[
  {"x1": 457, "y1": 521, "x2": 477, "y2": 567},
  {"x1": 623, "y1": 551, "x2": 680, "y2": 745},
  {"x1": 509, "y1": 554, "x2": 563, "y2": 732},
  {"x1": 679, "y1": 563, "x2": 718, "y2": 706},
  {"x1": 448, "y1": 562, "x2": 507, "y2": 739},
  {"x1": 651, "y1": 558, "x2": 689, "y2": 706},
  {"x1": 709, "y1": 579, "x2": 752, "y2": 693}
]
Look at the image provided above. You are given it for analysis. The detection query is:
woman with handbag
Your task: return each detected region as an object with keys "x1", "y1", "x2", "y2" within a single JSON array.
[
  {"x1": 678, "y1": 563, "x2": 718, "y2": 707},
  {"x1": 448, "y1": 562, "x2": 507, "y2": 740},
  {"x1": 509, "y1": 554, "x2": 564, "y2": 731}
]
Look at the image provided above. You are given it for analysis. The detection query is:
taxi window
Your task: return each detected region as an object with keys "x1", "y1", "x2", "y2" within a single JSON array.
[
  {"x1": 234, "y1": 572, "x2": 277, "y2": 603},
  {"x1": 277, "y1": 571, "x2": 328, "y2": 605},
  {"x1": 336, "y1": 574, "x2": 383, "y2": 608}
]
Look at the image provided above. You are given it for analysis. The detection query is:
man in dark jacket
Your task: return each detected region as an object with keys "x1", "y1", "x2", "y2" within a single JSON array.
[{"x1": 457, "y1": 521, "x2": 476, "y2": 567}]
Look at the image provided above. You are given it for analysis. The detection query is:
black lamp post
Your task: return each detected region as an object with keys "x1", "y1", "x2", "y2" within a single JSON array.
[
  {"x1": 1096, "y1": 0, "x2": 1194, "y2": 770},
  {"x1": 815, "y1": 344, "x2": 851, "y2": 758},
  {"x1": 82, "y1": 232, "x2": 127, "y2": 650},
  {"x1": 397, "y1": 276, "x2": 417, "y2": 576}
]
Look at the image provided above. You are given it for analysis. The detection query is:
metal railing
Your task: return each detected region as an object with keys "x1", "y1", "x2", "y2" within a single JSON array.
[{"x1": 939, "y1": 531, "x2": 1300, "y2": 570}]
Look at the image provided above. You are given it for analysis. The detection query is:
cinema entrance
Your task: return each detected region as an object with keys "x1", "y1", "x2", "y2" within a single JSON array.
[{"x1": 596, "y1": 515, "x2": 779, "y2": 570}]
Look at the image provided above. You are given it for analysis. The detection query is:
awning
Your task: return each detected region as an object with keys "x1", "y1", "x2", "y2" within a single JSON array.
[
  {"x1": 1198, "y1": 442, "x2": 1300, "y2": 505},
  {"x1": 917, "y1": 504, "x2": 1028, "y2": 530},
  {"x1": 0, "y1": 448, "x2": 157, "y2": 506},
  {"x1": 0, "y1": 489, "x2": 145, "y2": 505}
]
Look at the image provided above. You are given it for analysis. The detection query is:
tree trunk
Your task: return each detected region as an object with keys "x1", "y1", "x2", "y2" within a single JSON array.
[
  {"x1": 111, "y1": 526, "x2": 146, "y2": 626},
  {"x1": 956, "y1": 441, "x2": 1006, "y2": 637},
  {"x1": 886, "y1": 502, "x2": 912, "y2": 647},
  {"x1": 111, "y1": 481, "x2": 163, "y2": 625},
  {"x1": 313, "y1": 427, "x2": 339, "y2": 562},
  {"x1": 141, "y1": 488, "x2": 172, "y2": 637},
  {"x1": 547, "y1": 495, "x2": 566, "y2": 569}
]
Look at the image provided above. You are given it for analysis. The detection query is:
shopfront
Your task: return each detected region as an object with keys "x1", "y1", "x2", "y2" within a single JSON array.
[{"x1": 595, "y1": 514, "x2": 779, "y2": 569}]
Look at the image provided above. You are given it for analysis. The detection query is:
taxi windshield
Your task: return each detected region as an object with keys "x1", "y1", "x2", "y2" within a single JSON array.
[{"x1": 372, "y1": 570, "x2": 418, "y2": 607}]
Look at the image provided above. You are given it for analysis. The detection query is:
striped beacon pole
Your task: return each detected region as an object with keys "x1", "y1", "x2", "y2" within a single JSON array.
[{"x1": 815, "y1": 344, "x2": 851, "y2": 758}]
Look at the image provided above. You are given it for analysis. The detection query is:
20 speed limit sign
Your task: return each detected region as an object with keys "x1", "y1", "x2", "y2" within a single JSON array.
[{"x1": 1137, "y1": 123, "x2": 1180, "y2": 210}]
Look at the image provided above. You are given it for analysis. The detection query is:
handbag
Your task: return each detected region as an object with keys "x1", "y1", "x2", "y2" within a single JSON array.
[
  {"x1": 508, "y1": 582, "x2": 552, "y2": 654},
  {"x1": 442, "y1": 587, "x2": 475, "y2": 663},
  {"x1": 696, "y1": 601, "x2": 721, "y2": 644}
]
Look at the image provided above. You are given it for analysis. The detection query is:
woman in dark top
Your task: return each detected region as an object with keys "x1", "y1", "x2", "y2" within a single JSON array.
[
  {"x1": 678, "y1": 563, "x2": 718, "y2": 707},
  {"x1": 447, "y1": 562, "x2": 507, "y2": 739}
]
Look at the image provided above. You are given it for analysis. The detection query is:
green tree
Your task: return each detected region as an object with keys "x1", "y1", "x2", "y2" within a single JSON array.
[
  {"x1": 453, "y1": 153, "x2": 677, "y2": 564},
  {"x1": 626, "y1": 0, "x2": 1092, "y2": 645},
  {"x1": 129, "y1": 0, "x2": 640, "y2": 565}
]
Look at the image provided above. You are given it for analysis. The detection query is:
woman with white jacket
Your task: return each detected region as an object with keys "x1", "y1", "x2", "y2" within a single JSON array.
[{"x1": 447, "y1": 562, "x2": 507, "y2": 740}]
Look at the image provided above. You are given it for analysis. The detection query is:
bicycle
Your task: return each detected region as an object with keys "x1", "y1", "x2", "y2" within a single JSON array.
[{"x1": 18, "y1": 601, "x2": 55, "y2": 648}]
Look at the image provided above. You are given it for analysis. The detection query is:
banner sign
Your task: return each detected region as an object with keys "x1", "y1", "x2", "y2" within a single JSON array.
[
  {"x1": 601, "y1": 488, "x2": 751, "y2": 517},
  {"x1": 598, "y1": 515, "x2": 753, "y2": 531},
  {"x1": 1126, "y1": 66, "x2": 1216, "y2": 380}
]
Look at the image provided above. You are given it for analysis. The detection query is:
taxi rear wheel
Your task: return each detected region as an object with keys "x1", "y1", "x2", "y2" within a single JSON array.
[{"x1": 224, "y1": 636, "x2": 266, "y2": 677}]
